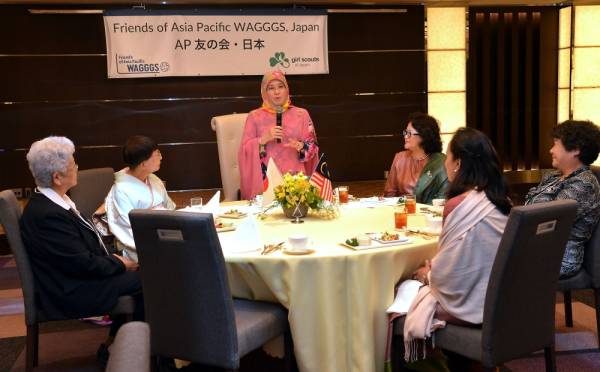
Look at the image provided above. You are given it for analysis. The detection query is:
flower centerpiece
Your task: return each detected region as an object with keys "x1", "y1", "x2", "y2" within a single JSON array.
[{"x1": 274, "y1": 172, "x2": 323, "y2": 218}]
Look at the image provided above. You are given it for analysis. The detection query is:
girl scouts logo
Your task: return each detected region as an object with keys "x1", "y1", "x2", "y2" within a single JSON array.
[{"x1": 269, "y1": 52, "x2": 290, "y2": 68}]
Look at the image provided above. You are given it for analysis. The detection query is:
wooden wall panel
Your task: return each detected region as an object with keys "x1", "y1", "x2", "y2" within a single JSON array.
[
  {"x1": 467, "y1": 7, "x2": 558, "y2": 171},
  {"x1": 328, "y1": 11, "x2": 425, "y2": 50},
  {"x1": 0, "y1": 52, "x2": 425, "y2": 101},
  {"x1": 0, "y1": 4, "x2": 426, "y2": 190}
]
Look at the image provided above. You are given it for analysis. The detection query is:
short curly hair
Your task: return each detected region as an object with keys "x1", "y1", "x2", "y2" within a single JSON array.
[
  {"x1": 552, "y1": 120, "x2": 600, "y2": 165},
  {"x1": 408, "y1": 112, "x2": 443, "y2": 155}
]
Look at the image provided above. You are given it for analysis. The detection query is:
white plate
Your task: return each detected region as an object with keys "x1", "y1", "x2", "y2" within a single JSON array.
[
  {"x1": 219, "y1": 212, "x2": 248, "y2": 219},
  {"x1": 216, "y1": 223, "x2": 236, "y2": 233},
  {"x1": 340, "y1": 242, "x2": 377, "y2": 250},
  {"x1": 340, "y1": 238, "x2": 413, "y2": 250},
  {"x1": 282, "y1": 248, "x2": 315, "y2": 255},
  {"x1": 369, "y1": 234, "x2": 410, "y2": 244}
]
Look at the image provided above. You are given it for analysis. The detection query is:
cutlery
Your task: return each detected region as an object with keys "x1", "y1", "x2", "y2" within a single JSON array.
[
  {"x1": 407, "y1": 230, "x2": 434, "y2": 240},
  {"x1": 261, "y1": 241, "x2": 285, "y2": 255}
]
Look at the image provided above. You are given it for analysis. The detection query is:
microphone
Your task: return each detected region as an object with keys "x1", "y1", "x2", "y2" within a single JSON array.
[{"x1": 276, "y1": 108, "x2": 282, "y2": 143}]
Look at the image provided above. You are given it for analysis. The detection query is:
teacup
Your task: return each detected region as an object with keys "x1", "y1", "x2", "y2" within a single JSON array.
[
  {"x1": 432, "y1": 198, "x2": 446, "y2": 207},
  {"x1": 426, "y1": 215, "x2": 443, "y2": 233},
  {"x1": 288, "y1": 234, "x2": 309, "y2": 251}
]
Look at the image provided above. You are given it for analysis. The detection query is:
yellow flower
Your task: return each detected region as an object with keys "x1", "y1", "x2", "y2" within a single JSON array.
[{"x1": 274, "y1": 172, "x2": 323, "y2": 209}]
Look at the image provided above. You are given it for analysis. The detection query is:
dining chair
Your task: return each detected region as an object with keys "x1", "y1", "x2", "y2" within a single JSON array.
[
  {"x1": 559, "y1": 165, "x2": 600, "y2": 347},
  {"x1": 0, "y1": 189, "x2": 134, "y2": 372},
  {"x1": 211, "y1": 113, "x2": 248, "y2": 201},
  {"x1": 68, "y1": 167, "x2": 115, "y2": 220},
  {"x1": 393, "y1": 199, "x2": 578, "y2": 372},
  {"x1": 106, "y1": 321, "x2": 151, "y2": 372},
  {"x1": 129, "y1": 209, "x2": 294, "y2": 371}
]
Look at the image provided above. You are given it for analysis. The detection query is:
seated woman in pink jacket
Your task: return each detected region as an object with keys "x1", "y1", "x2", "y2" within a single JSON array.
[{"x1": 238, "y1": 70, "x2": 319, "y2": 200}]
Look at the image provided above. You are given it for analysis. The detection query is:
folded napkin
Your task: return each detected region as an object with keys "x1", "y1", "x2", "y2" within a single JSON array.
[
  {"x1": 203, "y1": 191, "x2": 221, "y2": 216},
  {"x1": 219, "y1": 216, "x2": 262, "y2": 253},
  {"x1": 387, "y1": 279, "x2": 422, "y2": 314}
]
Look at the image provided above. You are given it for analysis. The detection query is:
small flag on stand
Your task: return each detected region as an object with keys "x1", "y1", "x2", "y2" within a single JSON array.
[
  {"x1": 262, "y1": 158, "x2": 284, "y2": 207},
  {"x1": 310, "y1": 153, "x2": 333, "y2": 202}
]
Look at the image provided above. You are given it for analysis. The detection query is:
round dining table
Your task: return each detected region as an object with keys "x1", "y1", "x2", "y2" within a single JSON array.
[{"x1": 218, "y1": 201, "x2": 438, "y2": 372}]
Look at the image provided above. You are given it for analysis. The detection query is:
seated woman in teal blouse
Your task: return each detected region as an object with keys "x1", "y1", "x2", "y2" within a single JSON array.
[{"x1": 384, "y1": 113, "x2": 448, "y2": 204}]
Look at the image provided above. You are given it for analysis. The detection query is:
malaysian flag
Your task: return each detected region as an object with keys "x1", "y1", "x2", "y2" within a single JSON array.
[{"x1": 310, "y1": 153, "x2": 333, "y2": 202}]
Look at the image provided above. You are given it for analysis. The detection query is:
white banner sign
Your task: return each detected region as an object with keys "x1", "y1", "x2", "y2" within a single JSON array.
[{"x1": 103, "y1": 9, "x2": 328, "y2": 78}]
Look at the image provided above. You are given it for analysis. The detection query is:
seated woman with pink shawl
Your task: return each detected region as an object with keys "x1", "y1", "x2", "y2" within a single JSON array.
[
  {"x1": 238, "y1": 70, "x2": 319, "y2": 200},
  {"x1": 390, "y1": 128, "x2": 512, "y2": 368}
]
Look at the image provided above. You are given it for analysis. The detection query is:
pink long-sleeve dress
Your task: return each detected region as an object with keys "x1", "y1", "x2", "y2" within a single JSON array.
[{"x1": 238, "y1": 106, "x2": 319, "y2": 200}]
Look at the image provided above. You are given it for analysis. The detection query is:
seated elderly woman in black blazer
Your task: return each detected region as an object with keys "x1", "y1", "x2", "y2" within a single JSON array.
[{"x1": 20, "y1": 136, "x2": 143, "y2": 359}]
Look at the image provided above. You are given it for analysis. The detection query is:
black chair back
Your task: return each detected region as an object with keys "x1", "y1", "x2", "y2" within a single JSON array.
[
  {"x1": 482, "y1": 199, "x2": 577, "y2": 365},
  {"x1": 129, "y1": 210, "x2": 239, "y2": 367},
  {"x1": 69, "y1": 167, "x2": 114, "y2": 220},
  {"x1": 0, "y1": 190, "x2": 38, "y2": 326}
]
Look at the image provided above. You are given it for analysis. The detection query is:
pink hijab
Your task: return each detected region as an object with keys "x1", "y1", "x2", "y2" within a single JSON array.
[{"x1": 260, "y1": 70, "x2": 292, "y2": 113}]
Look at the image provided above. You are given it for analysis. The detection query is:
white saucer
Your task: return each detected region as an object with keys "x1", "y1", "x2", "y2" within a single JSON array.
[{"x1": 283, "y1": 247, "x2": 315, "y2": 255}]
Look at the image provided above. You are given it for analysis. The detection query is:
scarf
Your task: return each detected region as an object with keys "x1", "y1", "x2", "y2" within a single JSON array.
[
  {"x1": 260, "y1": 70, "x2": 292, "y2": 113},
  {"x1": 404, "y1": 190, "x2": 505, "y2": 361}
]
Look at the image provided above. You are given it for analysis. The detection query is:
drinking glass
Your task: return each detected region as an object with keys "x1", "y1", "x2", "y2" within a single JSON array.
[
  {"x1": 404, "y1": 194, "x2": 417, "y2": 214},
  {"x1": 394, "y1": 205, "x2": 408, "y2": 230},
  {"x1": 190, "y1": 197, "x2": 203, "y2": 209},
  {"x1": 338, "y1": 186, "x2": 349, "y2": 204}
]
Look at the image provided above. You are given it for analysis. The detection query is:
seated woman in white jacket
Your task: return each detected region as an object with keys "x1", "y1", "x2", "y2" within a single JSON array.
[{"x1": 106, "y1": 135, "x2": 175, "y2": 261}]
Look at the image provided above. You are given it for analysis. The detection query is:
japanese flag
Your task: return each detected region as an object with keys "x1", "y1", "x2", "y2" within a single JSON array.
[{"x1": 262, "y1": 158, "x2": 284, "y2": 207}]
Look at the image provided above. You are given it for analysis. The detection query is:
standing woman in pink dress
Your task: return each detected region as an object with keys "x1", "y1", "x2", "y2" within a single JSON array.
[{"x1": 238, "y1": 70, "x2": 319, "y2": 200}]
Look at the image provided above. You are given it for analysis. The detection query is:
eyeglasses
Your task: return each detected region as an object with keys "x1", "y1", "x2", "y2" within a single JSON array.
[{"x1": 402, "y1": 130, "x2": 420, "y2": 138}]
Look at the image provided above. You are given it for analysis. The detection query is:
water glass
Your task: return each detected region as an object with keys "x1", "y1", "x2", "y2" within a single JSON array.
[{"x1": 190, "y1": 197, "x2": 203, "y2": 209}]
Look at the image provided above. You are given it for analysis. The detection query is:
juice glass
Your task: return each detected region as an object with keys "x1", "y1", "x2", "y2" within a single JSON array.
[
  {"x1": 394, "y1": 205, "x2": 408, "y2": 230},
  {"x1": 405, "y1": 194, "x2": 417, "y2": 214},
  {"x1": 338, "y1": 186, "x2": 349, "y2": 204}
]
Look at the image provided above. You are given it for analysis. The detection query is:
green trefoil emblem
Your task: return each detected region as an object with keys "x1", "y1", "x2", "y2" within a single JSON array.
[{"x1": 270, "y1": 52, "x2": 290, "y2": 68}]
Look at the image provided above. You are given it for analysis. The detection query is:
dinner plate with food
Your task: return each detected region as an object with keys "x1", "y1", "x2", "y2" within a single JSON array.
[
  {"x1": 215, "y1": 221, "x2": 236, "y2": 233},
  {"x1": 219, "y1": 208, "x2": 248, "y2": 219},
  {"x1": 368, "y1": 231, "x2": 410, "y2": 244},
  {"x1": 341, "y1": 234, "x2": 412, "y2": 250},
  {"x1": 341, "y1": 235, "x2": 375, "y2": 250}
]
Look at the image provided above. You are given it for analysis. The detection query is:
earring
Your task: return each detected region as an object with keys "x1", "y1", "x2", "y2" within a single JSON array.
[{"x1": 453, "y1": 168, "x2": 458, "y2": 173}]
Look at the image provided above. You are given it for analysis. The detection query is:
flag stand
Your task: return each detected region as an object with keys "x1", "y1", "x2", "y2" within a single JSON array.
[{"x1": 291, "y1": 203, "x2": 305, "y2": 224}]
